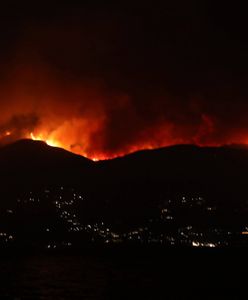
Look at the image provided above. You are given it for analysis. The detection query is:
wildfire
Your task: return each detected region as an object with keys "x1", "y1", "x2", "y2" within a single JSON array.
[
  {"x1": 25, "y1": 129, "x2": 248, "y2": 162},
  {"x1": 27, "y1": 131, "x2": 155, "y2": 161},
  {"x1": 30, "y1": 132, "x2": 60, "y2": 148},
  {"x1": 0, "y1": 131, "x2": 12, "y2": 139},
  {"x1": 28, "y1": 131, "x2": 105, "y2": 160},
  {"x1": 2, "y1": 120, "x2": 248, "y2": 162}
]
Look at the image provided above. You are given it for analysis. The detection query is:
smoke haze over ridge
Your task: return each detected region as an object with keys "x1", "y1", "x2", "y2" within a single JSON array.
[{"x1": 0, "y1": 1, "x2": 247, "y2": 158}]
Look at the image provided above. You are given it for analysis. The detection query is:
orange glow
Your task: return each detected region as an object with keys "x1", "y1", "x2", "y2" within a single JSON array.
[
  {"x1": 26, "y1": 126, "x2": 248, "y2": 161},
  {"x1": 1, "y1": 125, "x2": 247, "y2": 162},
  {"x1": 0, "y1": 64, "x2": 247, "y2": 161},
  {"x1": 0, "y1": 27, "x2": 247, "y2": 163},
  {"x1": 26, "y1": 129, "x2": 178, "y2": 161},
  {"x1": 92, "y1": 157, "x2": 100, "y2": 162},
  {"x1": 30, "y1": 132, "x2": 60, "y2": 148},
  {"x1": 28, "y1": 130, "x2": 109, "y2": 160}
]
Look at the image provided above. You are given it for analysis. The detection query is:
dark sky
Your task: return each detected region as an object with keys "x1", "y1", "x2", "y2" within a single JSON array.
[{"x1": 0, "y1": 1, "x2": 247, "y2": 158}]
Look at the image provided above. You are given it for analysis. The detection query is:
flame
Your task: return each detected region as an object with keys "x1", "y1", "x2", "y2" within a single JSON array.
[
  {"x1": 92, "y1": 157, "x2": 100, "y2": 162},
  {"x1": 27, "y1": 130, "x2": 159, "y2": 161},
  {"x1": 28, "y1": 131, "x2": 107, "y2": 160},
  {"x1": 2, "y1": 126, "x2": 244, "y2": 162},
  {"x1": 0, "y1": 22, "x2": 247, "y2": 163},
  {"x1": 26, "y1": 126, "x2": 248, "y2": 161},
  {"x1": 2, "y1": 113, "x2": 248, "y2": 162},
  {"x1": 30, "y1": 132, "x2": 60, "y2": 148}
]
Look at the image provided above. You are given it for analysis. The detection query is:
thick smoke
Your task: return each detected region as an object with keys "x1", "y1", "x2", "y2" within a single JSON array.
[
  {"x1": 0, "y1": 59, "x2": 247, "y2": 159},
  {"x1": 0, "y1": 64, "x2": 246, "y2": 159},
  {"x1": 0, "y1": 114, "x2": 40, "y2": 145},
  {"x1": 0, "y1": 3, "x2": 247, "y2": 158}
]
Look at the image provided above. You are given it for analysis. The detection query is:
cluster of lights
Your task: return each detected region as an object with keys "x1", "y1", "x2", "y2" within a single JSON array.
[
  {"x1": 1, "y1": 190, "x2": 248, "y2": 248},
  {"x1": 0, "y1": 232, "x2": 14, "y2": 243}
]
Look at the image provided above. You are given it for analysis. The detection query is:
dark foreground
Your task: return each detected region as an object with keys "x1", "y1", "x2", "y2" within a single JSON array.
[{"x1": 0, "y1": 247, "x2": 246, "y2": 299}]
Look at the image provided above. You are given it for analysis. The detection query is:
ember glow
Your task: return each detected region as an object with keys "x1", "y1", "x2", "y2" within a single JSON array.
[
  {"x1": 30, "y1": 132, "x2": 60, "y2": 148},
  {"x1": 0, "y1": 63, "x2": 246, "y2": 161},
  {"x1": 0, "y1": 106, "x2": 247, "y2": 161},
  {"x1": 27, "y1": 127, "x2": 176, "y2": 161},
  {"x1": 29, "y1": 131, "x2": 102, "y2": 160},
  {"x1": 0, "y1": 2, "x2": 247, "y2": 161},
  {"x1": 2, "y1": 124, "x2": 245, "y2": 161}
]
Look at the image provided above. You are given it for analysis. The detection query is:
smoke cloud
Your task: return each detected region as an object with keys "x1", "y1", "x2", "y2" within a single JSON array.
[{"x1": 0, "y1": 2, "x2": 247, "y2": 158}]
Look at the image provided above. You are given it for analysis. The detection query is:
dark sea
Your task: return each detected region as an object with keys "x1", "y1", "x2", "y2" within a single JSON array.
[{"x1": 0, "y1": 248, "x2": 245, "y2": 299}]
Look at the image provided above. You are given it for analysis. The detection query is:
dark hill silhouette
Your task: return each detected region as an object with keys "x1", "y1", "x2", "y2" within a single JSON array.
[
  {"x1": 90, "y1": 144, "x2": 248, "y2": 227},
  {"x1": 0, "y1": 139, "x2": 92, "y2": 166},
  {"x1": 0, "y1": 140, "x2": 248, "y2": 247},
  {"x1": 0, "y1": 139, "x2": 94, "y2": 192},
  {"x1": 1, "y1": 140, "x2": 248, "y2": 192},
  {"x1": 1, "y1": 140, "x2": 248, "y2": 199},
  {"x1": 1, "y1": 140, "x2": 248, "y2": 219},
  {"x1": 98, "y1": 143, "x2": 248, "y2": 194},
  {"x1": 0, "y1": 139, "x2": 92, "y2": 167}
]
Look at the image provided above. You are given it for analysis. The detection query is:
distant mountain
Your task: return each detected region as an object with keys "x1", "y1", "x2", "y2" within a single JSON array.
[
  {"x1": 0, "y1": 140, "x2": 248, "y2": 249},
  {"x1": 1, "y1": 140, "x2": 248, "y2": 204},
  {"x1": 98, "y1": 143, "x2": 248, "y2": 198},
  {"x1": 0, "y1": 139, "x2": 92, "y2": 168},
  {"x1": 1, "y1": 140, "x2": 248, "y2": 200},
  {"x1": 0, "y1": 139, "x2": 94, "y2": 190}
]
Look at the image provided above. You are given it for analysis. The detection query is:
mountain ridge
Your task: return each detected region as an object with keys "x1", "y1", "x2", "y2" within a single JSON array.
[
  {"x1": 2, "y1": 139, "x2": 248, "y2": 163},
  {"x1": 0, "y1": 139, "x2": 248, "y2": 248},
  {"x1": 1, "y1": 139, "x2": 248, "y2": 198}
]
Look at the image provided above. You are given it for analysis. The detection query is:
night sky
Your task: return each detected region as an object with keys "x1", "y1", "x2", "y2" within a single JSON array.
[{"x1": 0, "y1": 1, "x2": 247, "y2": 159}]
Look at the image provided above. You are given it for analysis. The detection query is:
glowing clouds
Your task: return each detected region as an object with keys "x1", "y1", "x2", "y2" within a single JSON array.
[{"x1": 0, "y1": 63, "x2": 247, "y2": 161}]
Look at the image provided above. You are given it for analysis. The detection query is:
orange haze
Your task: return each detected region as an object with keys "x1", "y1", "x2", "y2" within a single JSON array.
[{"x1": 0, "y1": 64, "x2": 247, "y2": 161}]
